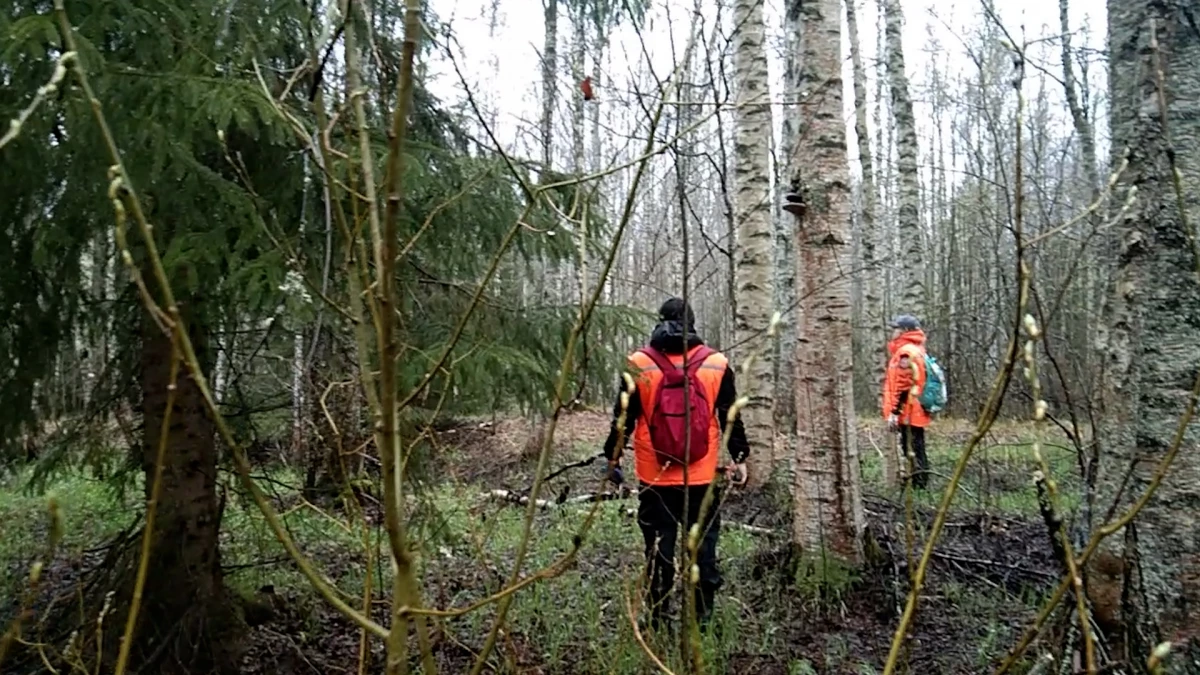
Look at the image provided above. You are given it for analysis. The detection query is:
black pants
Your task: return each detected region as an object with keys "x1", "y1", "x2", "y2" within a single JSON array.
[
  {"x1": 899, "y1": 425, "x2": 929, "y2": 489},
  {"x1": 637, "y1": 483, "x2": 723, "y2": 627}
]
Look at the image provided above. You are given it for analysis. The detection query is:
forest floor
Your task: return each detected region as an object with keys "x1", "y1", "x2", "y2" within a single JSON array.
[{"x1": 0, "y1": 411, "x2": 1080, "y2": 674}]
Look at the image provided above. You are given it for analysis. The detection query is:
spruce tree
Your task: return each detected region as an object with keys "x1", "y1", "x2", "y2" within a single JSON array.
[{"x1": 3, "y1": 0, "x2": 637, "y2": 670}]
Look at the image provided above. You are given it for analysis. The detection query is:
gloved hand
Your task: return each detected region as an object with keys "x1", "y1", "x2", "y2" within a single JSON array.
[
  {"x1": 728, "y1": 462, "x2": 748, "y2": 486},
  {"x1": 887, "y1": 414, "x2": 899, "y2": 432},
  {"x1": 606, "y1": 464, "x2": 624, "y2": 486}
]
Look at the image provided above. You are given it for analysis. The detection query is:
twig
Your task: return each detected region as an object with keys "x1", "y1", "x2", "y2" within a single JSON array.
[
  {"x1": 994, "y1": 14, "x2": 1200, "y2": 670},
  {"x1": 484, "y1": 488, "x2": 628, "y2": 509},
  {"x1": 340, "y1": 0, "x2": 436, "y2": 670},
  {"x1": 1023, "y1": 311, "x2": 1095, "y2": 673},
  {"x1": 0, "y1": 500, "x2": 62, "y2": 668},
  {"x1": 624, "y1": 575, "x2": 678, "y2": 675},
  {"x1": 402, "y1": 381, "x2": 639, "y2": 624},
  {"x1": 0, "y1": 52, "x2": 72, "y2": 150},
  {"x1": 930, "y1": 550, "x2": 1058, "y2": 581}
]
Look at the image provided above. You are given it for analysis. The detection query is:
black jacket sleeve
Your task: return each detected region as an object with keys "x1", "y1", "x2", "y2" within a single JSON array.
[
  {"x1": 715, "y1": 367, "x2": 751, "y2": 464},
  {"x1": 602, "y1": 376, "x2": 642, "y2": 460}
]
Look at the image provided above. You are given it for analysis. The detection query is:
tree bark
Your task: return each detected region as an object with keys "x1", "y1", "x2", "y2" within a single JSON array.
[
  {"x1": 538, "y1": 0, "x2": 560, "y2": 305},
  {"x1": 883, "y1": 0, "x2": 925, "y2": 320},
  {"x1": 123, "y1": 310, "x2": 244, "y2": 674},
  {"x1": 562, "y1": 3, "x2": 587, "y2": 302},
  {"x1": 1059, "y1": 0, "x2": 1106, "y2": 419},
  {"x1": 790, "y1": 0, "x2": 865, "y2": 562},
  {"x1": 773, "y1": 0, "x2": 801, "y2": 491},
  {"x1": 541, "y1": 0, "x2": 558, "y2": 171},
  {"x1": 874, "y1": 0, "x2": 895, "y2": 327},
  {"x1": 731, "y1": 0, "x2": 776, "y2": 489},
  {"x1": 846, "y1": 0, "x2": 893, "y2": 485},
  {"x1": 1099, "y1": 1, "x2": 1200, "y2": 669}
]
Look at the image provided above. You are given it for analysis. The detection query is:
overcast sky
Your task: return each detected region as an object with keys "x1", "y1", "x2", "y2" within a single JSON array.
[{"x1": 424, "y1": 0, "x2": 1109, "y2": 177}]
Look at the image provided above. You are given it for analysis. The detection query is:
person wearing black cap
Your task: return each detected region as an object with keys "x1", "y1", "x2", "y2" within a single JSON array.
[
  {"x1": 601, "y1": 297, "x2": 751, "y2": 631},
  {"x1": 883, "y1": 314, "x2": 931, "y2": 489}
]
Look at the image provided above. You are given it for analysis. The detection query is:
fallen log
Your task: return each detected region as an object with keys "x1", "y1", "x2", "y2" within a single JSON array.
[
  {"x1": 485, "y1": 488, "x2": 629, "y2": 509},
  {"x1": 483, "y1": 489, "x2": 777, "y2": 535}
]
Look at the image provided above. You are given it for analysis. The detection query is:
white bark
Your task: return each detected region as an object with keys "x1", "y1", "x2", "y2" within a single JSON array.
[
  {"x1": 773, "y1": 0, "x2": 801, "y2": 485},
  {"x1": 883, "y1": 0, "x2": 924, "y2": 319},
  {"x1": 790, "y1": 0, "x2": 864, "y2": 562},
  {"x1": 540, "y1": 0, "x2": 558, "y2": 172},
  {"x1": 571, "y1": 4, "x2": 587, "y2": 301},
  {"x1": 1099, "y1": 1, "x2": 1200, "y2": 667},
  {"x1": 291, "y1": 148, "x2": 312, "y2": 456},
  {"x1": 731, "y1": 0, "x2": 776, "y2": 488},
  {"x1": 846, "y1": 0, "x2": 894, "y2": 486}
]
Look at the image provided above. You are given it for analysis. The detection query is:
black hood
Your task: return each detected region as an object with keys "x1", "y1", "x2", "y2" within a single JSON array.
[{"x1": 648, "y1": 320, "x2": 704, "y2": 354}]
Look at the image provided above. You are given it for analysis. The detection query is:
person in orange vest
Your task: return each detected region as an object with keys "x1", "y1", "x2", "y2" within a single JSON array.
[
  {"x1": 601, "y1": 297, "x2": 750, "y2": 632},
  {"x1": 883, "y1": 314, "x2": 932, "y2": 489}
]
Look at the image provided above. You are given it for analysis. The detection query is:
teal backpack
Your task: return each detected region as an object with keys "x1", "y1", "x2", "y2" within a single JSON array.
[{"x1": 918, "y1": 353, "x2": 947, "y2": 413}]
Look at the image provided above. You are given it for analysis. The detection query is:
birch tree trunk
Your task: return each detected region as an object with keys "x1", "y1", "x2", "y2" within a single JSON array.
[
  {"x1": 875, "y1": 0, "x2": 895, "y2": 325},
  {"x1": 592, "y1": 25, "x2": 608, "y2": 302},
  {"x1": 291, "y1": 142, "x2": 312, "y2": 459},
  {"x1": 731, "y1": 0, "x2": 776, "y2": 489},
  {"x1": 1098, "y1": 2, "x2": 1200, "y2": 668},
  {"x1": 846, "y1": 0, "x2": 894, "y2": 485},
  {"x1": 789, "y1": 0, "x2": 864, "y2": 562},
  {"x1": 591, "y1": 23, "x2": 604, "y2": 177},
  {"x1": 571, "y1": 4, "x2": 587, "y2": 300},
  {"x1": 86, "y1": 234, "x2": 110, "y2": 408},
  {"x1": 883, "y1": 0, "x2": 925, "y2": 320},
  {"x1": 537, "y1": 0, "x2": 560, "y2": 306},
  {"x1": 541, "y1": 0, "x2": 558, "y2": 172},
  {"x1": 1058, "y1": 0, "x2": 1106, "y2": 414},
  {"x1": 774, "y1": 0, "x2": 802, "y2": 487}
]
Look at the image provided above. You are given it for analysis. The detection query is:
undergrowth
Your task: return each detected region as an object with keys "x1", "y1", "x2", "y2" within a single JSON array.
[{"x1": 0, "y1": 420, "x2": 1079, "y2": 674}]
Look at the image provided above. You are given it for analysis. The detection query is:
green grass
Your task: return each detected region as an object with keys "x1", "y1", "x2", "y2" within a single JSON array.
[
  {"x1": 0, "y1": 470, "x2": 136, "y2": 592},
  {"x1": 410, "y1": 480, "x2": 763, "y2": 673},
  {"x1": 0, "y1": 468, "x2": 760, "y2": 672},
  {"x1": 0, "y1": 421, "x2": 1082, "y2": 674},
  {"x1": 858, "y1": 434, "x2": 1083, "y2": 517}
]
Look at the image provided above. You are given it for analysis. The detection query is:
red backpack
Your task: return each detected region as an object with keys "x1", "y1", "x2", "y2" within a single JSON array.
[{"x1": 638, "y1": 345, "x2": 716, "y2": 466}]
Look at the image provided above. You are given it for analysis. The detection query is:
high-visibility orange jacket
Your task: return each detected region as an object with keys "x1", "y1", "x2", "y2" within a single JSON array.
[
  {"x1": 628, "y1": 345, "x2": 729, "y2": 482},
  {"x1": 626, "y1": 345, "x2": 729, "y2": 486},
  {"x1": 883, "y1": 329, "x2": 930, "y2": 428},
  {"x1": 602, "y1": 322, "x2": 750, "y2": 486}
]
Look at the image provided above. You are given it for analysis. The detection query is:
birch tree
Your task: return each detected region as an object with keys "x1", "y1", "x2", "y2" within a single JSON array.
[
  {"x1": 846, "y1": 0, "x2": 893, "y2": 483},
  {"x1": 731, "y1": 0, "x2": 776, "y2": 488},
  {"x1": 883, "y1": 0, "x2": 925, "y2": 320},
  {"x1": 1097, "y1": 0, "x2": 1200, "y2": 668},
  {"x1": 541, "y1": 0, "x2": 559, "y2": 172},
  {"x1": 789, "y1": 0, "x2": 865, "y2": 562},
  {"x1": 773, "y1": 0, "x2": 801, "y2": 486},
  {"x1": 1058, "y1": 0, "x2": 1106, "y2": 386}
]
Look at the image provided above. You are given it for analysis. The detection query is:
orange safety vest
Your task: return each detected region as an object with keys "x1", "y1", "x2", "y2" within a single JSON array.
[{"x1": 627, "y1": 344, "x2": 728, "y2": 486}]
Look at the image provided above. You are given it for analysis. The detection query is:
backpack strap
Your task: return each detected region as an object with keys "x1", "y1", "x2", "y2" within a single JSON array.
[
  {"x1": 637, "y1": 346, "x2": 675, "y2": 381},
  {"x1": 685, "y1": 346, "x2": 715, "y2": 377},
  {"x1": 638, "y1": 345, "x2": 715, "y2": 383}
]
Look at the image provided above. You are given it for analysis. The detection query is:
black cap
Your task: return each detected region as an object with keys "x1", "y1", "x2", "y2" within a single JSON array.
[
  {"x1": 889, "y1": 314, "x2": 921, "y2": 330},
  {"x1": 658, "y1": 297, "x2": 696, "y2": 329}
]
